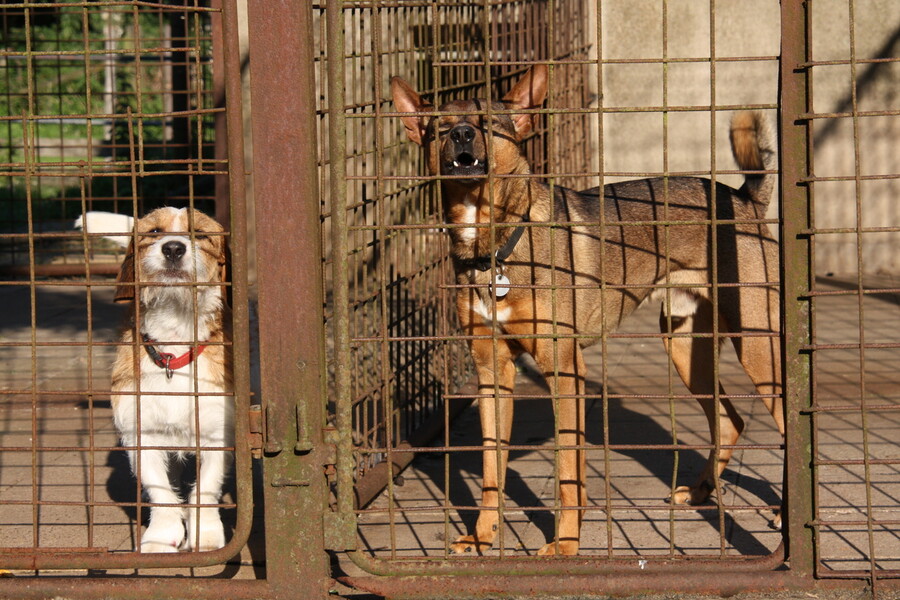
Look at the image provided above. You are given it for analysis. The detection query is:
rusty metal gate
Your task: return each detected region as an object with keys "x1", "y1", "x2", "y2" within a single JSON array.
[{"x1": 1, "y1": 0, "x2": 899, "y2": 599}]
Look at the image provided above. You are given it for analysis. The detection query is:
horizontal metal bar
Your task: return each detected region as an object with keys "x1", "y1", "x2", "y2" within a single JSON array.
[
  {"x1": 346, "y1": 543, "x2": 786, "y2": 578},
  {"x1": 352, "y1": 330, "x2": 780, "y2": 344},
  {"x1": 805, "y1": 286, "x2": 900, "y2": 297},
  {"x1": 346, "y1": 215, "x2": 780, "y2": 228},
  {"x1": 815, "y1": 571, "x2": 900, "y2": 581},
  {"x1": 815, "y1": 458, "x2": 900, "y2": 467},
  {"x1": 812, "y1": 519, "x2": 900, "y2": 527},
  {"x1": 799, "y1": 174, "x2": 900, "y2": 184},
  {"x1": 0, "y1": 263, "x2": 119, "y2": 277},
  {"x1": 801, "y1": 403, "x2": 900, "y2": 414},
  {"x1": 341, "y1": 572, "x2": 890, "y2": 599},
  {"x1": 799, "y1": 56, "x2": 900, "y2": 68},
  {"x1": 800, "y1": 342, "x2": 900, "y2": 351},
  {"x1": 354, "y1": 443, "x2": 783, "y2": 455},
  {"x1": 356, "y1": 502, "x2": 781, "y2": 515},
  {"x1": 359, "y1": 104, "x2": 778, "y2": 120}
]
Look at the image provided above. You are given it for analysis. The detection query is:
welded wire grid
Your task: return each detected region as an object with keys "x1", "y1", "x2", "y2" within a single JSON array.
[
  {"x1": 322, "y1": 0, "x2": 794, "y2": 563},
  {"x1": 0, "y1": 1, "x2": 239, "y2": 569},
  {"x1": 316, "y1": 2, "x2": 593, "y2": 497},
  {"x1": 315, "y1": 2, "x2": 591, "y2": 489},
  {"x1": 804, "y1": 0, "x2": 900, "y2": 581}
]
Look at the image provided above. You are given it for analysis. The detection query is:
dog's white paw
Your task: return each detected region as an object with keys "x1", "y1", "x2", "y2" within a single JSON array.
[
  {"x1": 184, "y1": 508, "x2": 226, "y2": 552},
  {"x1": 140, "y1": 512, "x2": 186, "y2": 552},
  {"x1": 140, "y1": 540, "x2": 181, "y2": 553}
]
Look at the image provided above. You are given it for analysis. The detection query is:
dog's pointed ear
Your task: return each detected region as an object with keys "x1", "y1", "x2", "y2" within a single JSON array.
[
  {"x1": 502, "y1": 64, "x2": 549, "y2": 138},
  {"x1": 391, "y1": 76, "x2": 433, "y2": 146},
  {"x1": 113, "y1": 240, "x2": 136, "y2": 303}
]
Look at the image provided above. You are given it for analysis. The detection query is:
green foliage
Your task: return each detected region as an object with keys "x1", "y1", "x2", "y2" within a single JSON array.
[{"x1": 1, "y1": 1, "x2": 216, "y2": 216}]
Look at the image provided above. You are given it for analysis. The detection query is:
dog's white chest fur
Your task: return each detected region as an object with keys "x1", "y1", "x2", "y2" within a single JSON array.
[
  {"x1": 113, "y1": 352, "x2": 232, "y2": 448},
  {"x1": 472, "y1": 295, "x2": 512, "y2": 325}
]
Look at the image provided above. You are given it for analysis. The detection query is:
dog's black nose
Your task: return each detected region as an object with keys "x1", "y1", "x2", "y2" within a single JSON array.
[
  {"x1": 162, "y1": 241, "x2": 186, "y2": 263},
  {"x1": 450, "y1": 124, "x2": 476, "y2": 145}
]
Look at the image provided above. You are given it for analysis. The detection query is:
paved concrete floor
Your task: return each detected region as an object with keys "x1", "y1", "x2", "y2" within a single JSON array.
[
  {"x1": 352, "y1": 274, "x2": 900, "y2": 573},
  {"x1": 0, "y1": 283, "x2": 265, "y2": 578},
  {"x1": 0, "y1": 274, "x2": 898, "y2": 585}
]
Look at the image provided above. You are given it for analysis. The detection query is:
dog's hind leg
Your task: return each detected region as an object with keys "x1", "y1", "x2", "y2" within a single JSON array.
[
  {"x1": 725, "y1": 283, "x2": 784, "y2": 437},
  {"x1": 450, "y1": 337, "x2": 518, "y2": 555},
  {"x1": 661, "y1": 297, "x2": 745, "y2": 507},
  {"x1": 725, "y1": 282, "x2": 785, "y2": 527}
]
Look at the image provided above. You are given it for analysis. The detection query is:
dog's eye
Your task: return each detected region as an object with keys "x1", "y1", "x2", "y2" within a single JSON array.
[
  {"x1": 194, "y1": 231, "x2": 209, "y2": 240},
  {"x1": 149, "y1": 228, "x2": 162, "y2": 234}
]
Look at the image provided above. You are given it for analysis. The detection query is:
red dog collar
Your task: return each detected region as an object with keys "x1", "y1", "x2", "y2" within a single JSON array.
[{"x1": 142, "y1": 334, "x2": 207, "y2": 379}]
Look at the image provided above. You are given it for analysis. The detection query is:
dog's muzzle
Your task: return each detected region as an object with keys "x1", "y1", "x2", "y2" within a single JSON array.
[
  {"x1": 443, "y1": 124, "x2": 487, "y2": 181},
  {"x1": 157, "y1": 239, "x2": 192, "y2": 280}
]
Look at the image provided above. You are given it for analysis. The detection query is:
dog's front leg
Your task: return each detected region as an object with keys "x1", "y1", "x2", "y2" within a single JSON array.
[
  {"x1": 184, "y1": 448, "x2": 232, "y2": 551},
  {"x1": 451, "y1": 337, "x2": 517, "y2": 555},
  {"x1": 534, "y1": 337, "x2": 587, "y2": 556},
  {"x1": 131, "y1": 447, "x2": 186, "y2": 552}
]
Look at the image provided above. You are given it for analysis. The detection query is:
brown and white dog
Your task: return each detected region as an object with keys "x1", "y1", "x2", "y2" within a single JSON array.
[
  {"x1": 392, "y1": 66, "x2": 784, "y2": 555},
  {"x1": 77, "y1": 207, "x2": 233, "y2": 552}
]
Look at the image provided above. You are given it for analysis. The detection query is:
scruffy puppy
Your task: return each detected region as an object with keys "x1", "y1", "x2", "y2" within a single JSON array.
[{"x1": 77, "y1": 207, "x2": 233, "y2": 552}]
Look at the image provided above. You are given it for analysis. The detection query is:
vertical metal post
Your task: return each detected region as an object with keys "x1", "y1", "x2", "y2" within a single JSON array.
[
  {"x1": 210, "y1": 0, "x2": 230, "y2": 226},
  {"x1": 326, "y1": 0, "x2": 354, "y2": 521},
  {"x1": 780, "y1": 0, "x2": 816, "y2": 578},
  {"x1": 247, "y1": 1, "x2": 331, "y2": 598}
]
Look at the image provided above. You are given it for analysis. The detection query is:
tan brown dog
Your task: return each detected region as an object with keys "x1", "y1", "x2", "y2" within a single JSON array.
[{"x1": 391, "y1": 65, "x2": 784, "y2": 556}]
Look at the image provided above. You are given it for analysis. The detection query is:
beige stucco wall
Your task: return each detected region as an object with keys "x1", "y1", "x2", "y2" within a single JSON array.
[{"x1": 585, "y1": 0, "x2": 899, "y2": 275}]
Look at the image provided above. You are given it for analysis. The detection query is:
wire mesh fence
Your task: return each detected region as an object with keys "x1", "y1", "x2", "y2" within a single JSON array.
[
  {"x1": 1, "y1": 1, "x2": 223, "y2": 276},
  {"x1": 0, "y1": 0, "x2": 252, "y2": 574},
  {"x1": 322, "y1": 0, "x2": 900, "y2": 583},
  {"x1": 0, "y1": 0, "x2": 899, "y2": 597}
]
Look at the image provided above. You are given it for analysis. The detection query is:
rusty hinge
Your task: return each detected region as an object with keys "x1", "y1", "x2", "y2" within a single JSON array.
[
  {"x1": 248, "y1": 403, "x2": 286, "y2": 455},
  {"x1": 248, "y1": 405, "x2": 264, "y2": 459}
]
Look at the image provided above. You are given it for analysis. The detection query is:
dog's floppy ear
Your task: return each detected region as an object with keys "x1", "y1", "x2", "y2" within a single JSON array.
[
  {"x1": 114, "y1": 240, "x2": 136, "y2": 303},
  {"x1": 502, "y1": 64, "x2": 549, "y2": 138},
  {"x1": 390, "y1": 76, "x2": 433, "y2": 146}
]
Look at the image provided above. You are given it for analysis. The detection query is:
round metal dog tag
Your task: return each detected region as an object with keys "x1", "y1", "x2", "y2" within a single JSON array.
[{"x1": 491, "y1": 272, "x2": 511, "y2": 298}]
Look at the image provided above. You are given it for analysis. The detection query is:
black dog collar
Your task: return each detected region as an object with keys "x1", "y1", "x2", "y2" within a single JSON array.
[{"x1": 457, "y1": 216, "x2": 528, "y2": 272}]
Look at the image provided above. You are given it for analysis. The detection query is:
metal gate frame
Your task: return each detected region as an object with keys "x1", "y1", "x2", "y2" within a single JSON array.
[
  {"x1": 1, "y1": 1, "x2": 896, "y2": 599},
  {"x1": 329, "y1": 0, "x2": 897, "y2": 598},
  {"x1": 0, "y1": 2, "x2": 330, "y2": 598}
]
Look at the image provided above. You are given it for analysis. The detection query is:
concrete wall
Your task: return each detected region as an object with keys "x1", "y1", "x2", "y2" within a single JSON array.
[
  {"x1": 585, "y1": 0, "x2": 899, "y2": 275},
  {"x1": 238, "y1": 2, "x2": 898, "y2": 275}
]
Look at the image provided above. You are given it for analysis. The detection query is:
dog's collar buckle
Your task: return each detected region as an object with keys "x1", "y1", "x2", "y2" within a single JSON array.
[{"x1": 141, "y1": 333, "x2": 207, "y2": 379}]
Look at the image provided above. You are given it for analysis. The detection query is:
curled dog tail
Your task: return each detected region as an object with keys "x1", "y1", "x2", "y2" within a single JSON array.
[
  {"x1": 74, "y1": 211, "x2": 134, "y2": 248},
  {"x1": 729, "y1": 111, "x2": 776, "y2": 206}
]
